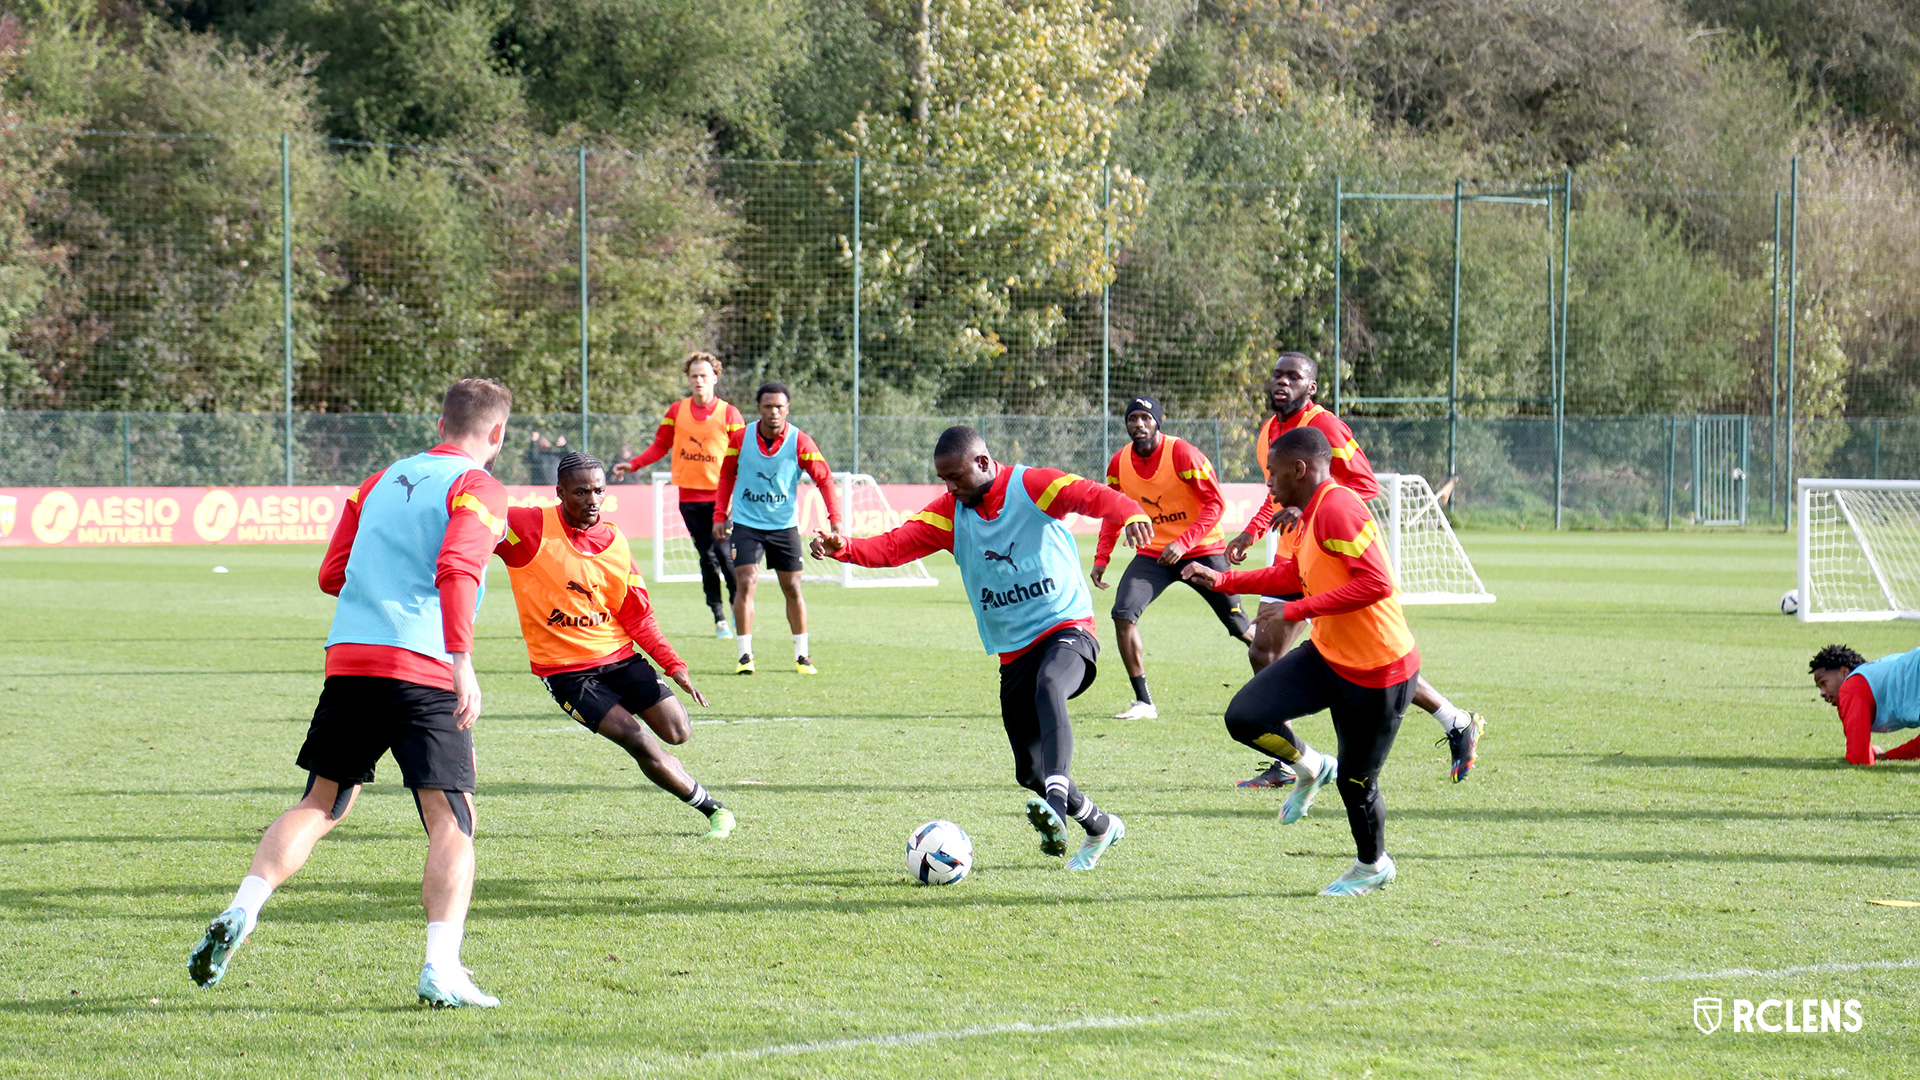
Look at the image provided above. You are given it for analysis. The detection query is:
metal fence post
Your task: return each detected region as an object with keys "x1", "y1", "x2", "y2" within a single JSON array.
[
  {"x1": 1769, "y1": 192, "x2": 1781, "y2": 522},
  {"x1": 1332, "y1": 176, "x2": 1342, "y2": 415},
  {"x1": 1785, "y1": 156, "x2": 1799, "y2": 531},
  {"x1": 281, "y1": 132, "x2": 294, "y2": 485},
  {"x1": 578, "y1": 146, "x2": 590, "y2": 453},
  {"x1": 122, "y1": 411, "x2": 132, "y2": 485},
  {"x1": 1556, "y1": 169, "x2": 1571, "y2": 530},
  {"x1": 1447, "y1": 178, "x2": 1462, "y2": 478},
  {"x1": 1101, "y1": 163, "x2": 1112, "y2": 463},
  {"x1": 852, "y1": 156, "x2": 862, "y2": 473},
  {"x1": 1664, "y1": 417, "x2": 1675, "y2": 529}
]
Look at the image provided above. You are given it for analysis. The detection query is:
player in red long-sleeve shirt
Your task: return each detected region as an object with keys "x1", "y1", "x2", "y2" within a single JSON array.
[
  {"x1": 1809, "y1": 644, "x2": 1920, "y2": 766},
  {"x1": 813, "y1": 426, "x2": 1153, "y2": 871},
  {"x1": 1093, "y1": 395, "x2": 1252, "y2": 720},
  {"x1": 1225, "y1": 351, "x2": 1486, "y2": 789},
  {"x1": 713, "y1": 382, "x2": 843, "y2": 675},
  {"x1": 495, "y1": 452, "x2": 732, "y2": 838},
  {"x1": 191, "y1": 379, "x2": 513, "y2": 1007}
]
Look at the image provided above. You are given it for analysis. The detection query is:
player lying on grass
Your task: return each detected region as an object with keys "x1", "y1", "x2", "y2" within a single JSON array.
[
  {"x1": 1184, "y1": 426, "x2": 1419, "y2": 897},
  {"x1": 1092, "y1": 395, "x2": 1253, "y2": 720},
  {"x1": 811, "y1": 425, "x2": 1153, "y2": 870},
  {"x1": 1226, "y1": 350, "x2": 1484, "y2": 789},
  {"x1": 1809, "y1": 644, "x2": 1920, "y2": 766},
  {"x1": 496, "y1": 451, "x2": 733, "y2": 838},
  {"x1": 713, "y1": 381, "x2": 843, "y2": 675},
  {"x1": 189, "y1": 378, "x2": 513, "y2": 1007}
]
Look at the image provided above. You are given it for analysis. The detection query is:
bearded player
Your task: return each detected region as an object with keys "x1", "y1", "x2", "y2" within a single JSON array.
[
  {"x1": 811, "y1": 426, "x2": 1153, "y2": 871},
  {"x1": 496, "y1": 452, "x2": 734, "y2": 838},
  {"x1": 611, "y1": 353, "x2": 747, "y2": 638},
  {"x1": 714, "y1": 382, "x2": 843, "y2": 675},
  {"x1": 1093, "y1": 395, "x2": 1252, "y2": 719},
  {"x1": 1227, "y1": 351, "x2": 1484, "y2": 789},
  {"x1": 1186, "y1": 427, "x2": 1418, "y2": 896}
]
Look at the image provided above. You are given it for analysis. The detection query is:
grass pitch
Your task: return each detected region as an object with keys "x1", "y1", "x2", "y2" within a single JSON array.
[{"x1": 1, "y1": 531, "x2": 1915, "y2": 1078}]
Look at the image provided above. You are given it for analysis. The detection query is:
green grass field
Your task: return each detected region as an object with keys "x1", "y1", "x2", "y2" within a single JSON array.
[{"x1": 2, "y1": 531, "x2": 1915, "y2": 1077}]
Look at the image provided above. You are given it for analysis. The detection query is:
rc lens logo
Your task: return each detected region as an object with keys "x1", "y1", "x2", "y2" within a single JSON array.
[{"x1": 1694, "y1": 997, "x2": 1863, "y2": 1034}]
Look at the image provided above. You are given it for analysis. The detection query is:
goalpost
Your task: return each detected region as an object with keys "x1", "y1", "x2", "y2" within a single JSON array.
[
  {"x1": 651, "y1": 471, "x2": 938, "y2": 588},
  {"x1": 1262, "y1": 472, "x2": 1495, "y2": 605},
  {"x1": 1797, "y1": 479, "x2": 1920, "y2": 621}
]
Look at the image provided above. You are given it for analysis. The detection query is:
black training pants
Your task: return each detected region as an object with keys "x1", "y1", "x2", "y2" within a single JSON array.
[
  {"x1": 999, "y1": 627, "x2": 1099, "y2": 796},
  {"x1": 1223, "y1": 641, "x2": 1415, "y2": 864},
  {"x1": 679, "y1": 500, "x2": 736, "y2": 617}
]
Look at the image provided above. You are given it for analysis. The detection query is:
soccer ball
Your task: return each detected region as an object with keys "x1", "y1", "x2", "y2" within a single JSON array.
[
  {"x1": 1780, "y1": 588, "x2": 1800, "y2": 615},
  {"x1": 905, "y1": 820, "x2": 973, "y2": 885}
]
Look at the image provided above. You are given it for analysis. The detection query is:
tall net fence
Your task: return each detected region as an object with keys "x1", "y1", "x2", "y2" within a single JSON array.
[{"x1": 5, "y1": 131, "x2": 1920, "y2": 527}]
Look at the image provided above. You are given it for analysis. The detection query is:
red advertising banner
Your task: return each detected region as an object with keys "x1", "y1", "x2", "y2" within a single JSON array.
[{"x1": 0, "y1": 483, "x2": 1274, "y2": 548}]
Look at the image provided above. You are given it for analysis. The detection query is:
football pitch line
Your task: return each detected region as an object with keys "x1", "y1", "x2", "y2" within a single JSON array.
[
  {"x1": 1636, "y1": 956, "x2": 1920, "y2": 983},
  {"x1": 707, "y1": 1009, "x2": 1222, "y2": 1061}
]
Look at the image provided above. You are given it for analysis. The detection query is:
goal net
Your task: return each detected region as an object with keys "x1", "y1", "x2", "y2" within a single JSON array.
[
  {"x1": 1261, "y1": 472, "x2": 1494, "y2": 605},
  {"x1": 651, "y1": 471, "x2": 938, "y2": 588},
  {"x1": 1797, "y1": 479, "x2": 1920, "y2": 621}
]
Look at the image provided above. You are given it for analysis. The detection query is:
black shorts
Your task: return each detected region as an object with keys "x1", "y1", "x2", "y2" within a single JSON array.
[
  {"x1": 1110, "y1": 553, "x2": 1251, "y2": 638},
  {"x1": 541, "y1": 654, "x2": 672, "y2": 734},
  {"x1": 296, "y1": 676, "x2": 474, "y2": 792},
  {"x1": 730, "y1": 523, "x2": 805, "y2": 573},
  {"x1": 998, "y1": 625, "x2": 1101, "y2": 703}
]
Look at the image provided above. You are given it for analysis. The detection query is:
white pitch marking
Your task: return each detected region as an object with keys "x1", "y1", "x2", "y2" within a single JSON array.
[
  {"x1": 691, "y1": 715, "x2": 823, "y2": 726},
  {"x1": 1640, "y1": 957, "x2": 1920, "y2": 982},
  {"x1": 720, "y1": 1010, "x2": 1217, "y2": 1060}
]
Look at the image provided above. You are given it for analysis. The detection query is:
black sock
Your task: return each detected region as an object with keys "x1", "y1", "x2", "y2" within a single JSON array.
[
  {"x1": 679, "y1": 782, "x2": 722, "y2": 816},
  {"x1": 1129, "y1": 674, "x2": 1151, "y2": 704},
  {"x1": 1061, "y1": 783, "x2": 1112, "y2": 836}
]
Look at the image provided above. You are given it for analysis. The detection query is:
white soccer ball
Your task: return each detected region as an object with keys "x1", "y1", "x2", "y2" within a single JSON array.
[
  {"x1": 905, "y1": 820, "x2": 973, "y2": 885},
  {"x1": 1780, "y1": 588, "x2": 1800, "y2": 615}
]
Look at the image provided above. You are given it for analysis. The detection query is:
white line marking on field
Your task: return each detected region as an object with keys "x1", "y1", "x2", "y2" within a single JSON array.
[
  {"x1": 692, "y1": 715, "x2": 823, "y2": 726},
  {"x1": 719, "y1": 1010, "x2": 1217, "y2": 1060},
  {"x1": 1640, "y1": 957, "x2": 1920, "y2": 982}
]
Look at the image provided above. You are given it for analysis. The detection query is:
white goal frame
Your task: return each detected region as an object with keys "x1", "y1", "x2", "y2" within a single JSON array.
[
  {"x1": 651, "y1": 471, "x2": 938, "y2": 588},
  {"x1": 1797, "y1": 478, "x2": 1920, "y2": 622},
  {"x1": 1262, "y1": 472, "x2": 1494, "y2": 605}
]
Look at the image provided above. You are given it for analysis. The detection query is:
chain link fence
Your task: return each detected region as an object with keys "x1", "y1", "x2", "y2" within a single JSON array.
[{"x1": 5, "y1": 130, "x2": 1920, "y2": 527}]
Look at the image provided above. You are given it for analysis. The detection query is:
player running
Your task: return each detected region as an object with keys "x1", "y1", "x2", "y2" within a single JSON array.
[
  {"x1": 714, "y1": 382, "x2": 843, "y2": 674},
  {"x1": 497, "y1": 451, "x2": 735, "y2": 838},
  {"x1": 188, "y1": 378, "x2": 513, "y2": 1007},
  {"x1": 811, "y1": 426, "x2": 1153, "y2": 871},
  {"x1": 1093, "y1": 395, "x2": 1252, "y2": 719},
  {"x1": 611, "y1": 352, "x2": 747, "y2": 638},
  {"x1": 1185, "y1": 427, "x2": 1418, "y2": 896},
  {"x1": 1809, "y1": 644, "x2": 1920, "y2": 765},
  {"x1": 1226, "y1": 351, "x2": 1485, "y2": 788}
]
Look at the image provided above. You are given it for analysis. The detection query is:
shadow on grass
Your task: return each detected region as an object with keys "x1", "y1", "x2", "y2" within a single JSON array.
[{"x1": 0, "y1": 994, "x2": 420, "y2": 1018}]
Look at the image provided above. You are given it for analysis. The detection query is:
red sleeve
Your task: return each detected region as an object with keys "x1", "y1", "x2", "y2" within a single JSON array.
[
  {"x1": 795, "y1": 430, "x2": 841, "y2": 528},
  {"x1": 614, "y1": 570, "x2": 686, "y2": 676},
  {"x1": 319, "y1": 469, "x2": 383, "y2": 595},
  {"x1": 1094, "y1": 450, "x2": 1127, "y2": 567},
  {"x1": 1840, "y1": 675, "x2": 1877, "y2": 765},
  {"x1": 1215, "y1": 560, "x2": 1303, "y2": 599},
  {"x1": 1881, "y1": 733, "x2": 1920, "y2": 760},
  {"x1": 1280, "y1": 490, "x2": 1393, "y2": 621},
  {"x1": 493, "y1": 506, "x2": 545, "y2": 568},
  {"x1": 1170, "y1": 441, "x2": 1225, "y2": 552},
  {"x1": 1317, "y1": 414, "x2": 1380, "y2": 501},
  {"x1": 713, "y1": 426, "x2": 745, "y2": 524},
  {"x1": 1024, "y1": 466, "x2": 1149, "y2": 533},
  {"x1": 834, "y1": 493, "x2": 956, "y2": 566},
  {"x1": 1241, "y1": 496, "x2": 1278, "y2": 539},
  {"x1": 438, "y1": 472, "x2": 510, "y2": 654},
  {"x1": 624, "y1": 411, "x2": 677, "y2": 472}
]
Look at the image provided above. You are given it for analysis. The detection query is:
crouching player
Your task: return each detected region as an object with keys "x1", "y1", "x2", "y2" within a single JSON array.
[
  {"x1": 1809, "y1": 644, "x2": 1920, "y2": 766},
  {"x1": 1184, "y1": 427, "x2": 1419, "y2": 896},
  {"x1": 497, "y1": 451, "x2": 734, "y2": 838},
  {"x1": 812, "y1": 426, "x2": 1153, "y2": 870}
]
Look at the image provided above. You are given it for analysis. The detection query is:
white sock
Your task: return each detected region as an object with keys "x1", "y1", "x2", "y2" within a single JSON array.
[
  {"x1": 1431, "y1": 697, "x2": 1468, "y2": 732},
  {"x1": 1297, "y1": 747, "x2": 1329, "y2": 780},
  {"x1": 736, "y1": 634, "x2": 752, "y2": 660},
  {"x1": 425, "y1": 921, "x2": 464, "y2": 972},
  {"x1": 792, "y1": 632, "x2": 809, "y2": 659},
  {"x1": 230, "y1": 875, "x2": 273, "y2": 936}
]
